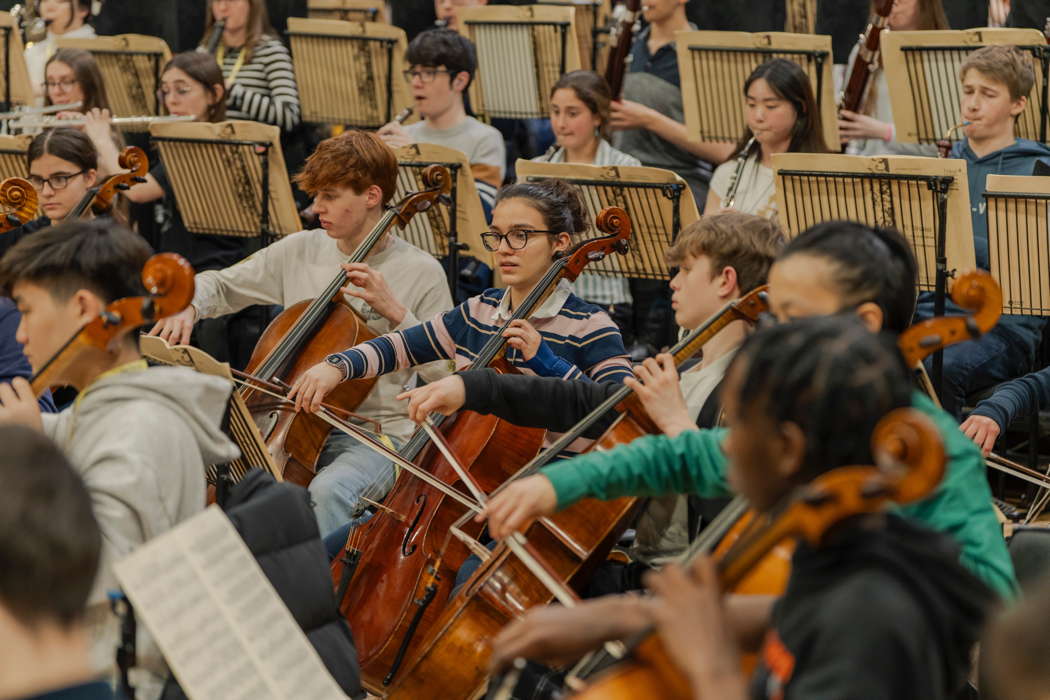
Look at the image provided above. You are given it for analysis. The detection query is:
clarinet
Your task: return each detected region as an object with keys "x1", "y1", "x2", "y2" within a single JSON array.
[
  {"x1": 202, "y1": 18, "x2": 226, "y2": 54},
  {"x1": 723, "y1": 137, "x2": 756, "y2": 210},
  {"x1": 838, "y1": 0, "x2": 893, "y2": 114}
]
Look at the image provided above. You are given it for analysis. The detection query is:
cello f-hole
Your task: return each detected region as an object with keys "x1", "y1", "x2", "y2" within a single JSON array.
[{"x1": 402, "y1": 494, "x2": 428, "y2": 557}]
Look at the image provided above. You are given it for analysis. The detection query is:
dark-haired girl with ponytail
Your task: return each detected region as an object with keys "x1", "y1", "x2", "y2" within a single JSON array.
[
  {"x1": 474, "y1": 218, "x2": 1017, "y2": 604},
  {"x1": 290, "y1": 178, "x2": 633, "y2": 456}
]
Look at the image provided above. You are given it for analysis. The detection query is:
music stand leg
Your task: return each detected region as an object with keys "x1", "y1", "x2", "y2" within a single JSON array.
[
  {"x1": 931, "y1": 178, "x2": 951, "y2": 402},
  {"x1": 108, "y1": 591, "x2": 137, "y2": 700}
]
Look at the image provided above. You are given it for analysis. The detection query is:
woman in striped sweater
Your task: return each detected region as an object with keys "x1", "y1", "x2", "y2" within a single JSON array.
[
  {"x1": 203, "y1": 0, "x2": 300, "y2": 132},
  {"x1": 289, "y1": 178, "x2": 633, "y2": 456}
]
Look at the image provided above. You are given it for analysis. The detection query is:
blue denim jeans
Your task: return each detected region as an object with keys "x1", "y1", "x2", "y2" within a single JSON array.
[{"x1": 308, "y1": 430, "x2": 400, "y2": 536}]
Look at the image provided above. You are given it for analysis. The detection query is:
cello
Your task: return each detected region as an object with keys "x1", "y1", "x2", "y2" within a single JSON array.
[
  {"x1": 568, "y1": 407, "x2": 946, "y2": 698},
  {"x1": 0, "y1": 177, "x2": 38, "y2": 232},
  {"x1": 67, "y1": 146, "x2": 149, "y2": 219},
  {"x1": 380, "y1": 287, "x2": 772, "y2": 698},
  {"x1": 30, "y1": 253, "x2": 195, "y2": 396},
  {"x1": 238, "y1": 165, "x2": 452, "y2": 486},
  {"x1": 332, "y1": 207, "x2": 632, "y2": 692}
]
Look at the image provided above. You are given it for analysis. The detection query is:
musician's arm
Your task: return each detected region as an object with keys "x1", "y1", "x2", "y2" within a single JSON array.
[
  {"x1": 192, "y1": 241, "x2": 288, "y2": 320},
  {"x1": 615, "y1": 101, "x2": 734, "y2": 165},
  {"x1": 458, "y1": 369, "x2": 620, "y2": 437},
  {"x1": 328, "y1": 308, "x2": 459, "y2": 380},
  {"x1": 391, "y1": 265, "x2": 455, "y2": 384},
  {"x1": 540, "y1": 427, "x2": 732, "y2": 509},
  {"x1": 965, "y1": 366, "x2": 1050, "y2": 450}
]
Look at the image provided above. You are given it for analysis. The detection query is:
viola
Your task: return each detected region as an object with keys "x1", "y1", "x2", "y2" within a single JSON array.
[
  {"x1": 570, "y1": 407, "x2": 946, "y2": 698},
  {"x1": 381, "y1": 287, "x2": 771, "y2": 699},
  {"x1": 30, "y1": 253, "x2": 194, "y2": 396},
  {"x1": 332, "y1": 207, "x2": 632, "y2": 693},
  {"x1": 0, "y1": 177, "x2": 38, "y2": 233},
  {"x1": 239, "y1": 164, "x2": 452, "y2": 486},
  {"x1": 67, "y1": 146, "x2": 149, "y2": 219}
]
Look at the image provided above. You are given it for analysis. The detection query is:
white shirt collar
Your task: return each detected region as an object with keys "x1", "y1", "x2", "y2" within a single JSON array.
[{"x1": 494, "y1": 278, "x2": 573, "y2": 322}]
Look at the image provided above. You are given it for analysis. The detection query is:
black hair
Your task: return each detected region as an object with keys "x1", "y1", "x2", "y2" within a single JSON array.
[
  {"x1": 494, "y1": 179, "x2": 590, "y2": 235},
  {"x1": 26, "y1": 127, "x2": 98, "y2": 173},
  {"x1": 405, "y1": 28, "x2": 478, "y2": 89},
  {"x1": 735, "y1": 58, "x2": 827, "y2": 156},
  {"x1": 0, "y1": 426, "x2": 100, "y2": 628},
  {"x1": 0, "y1": 219, "x2": 151, "y2": 304},
  {"x1": 731, "y1": 315, "x2": 913, "y2": 479},
  {"x1": 777, "y1": 221, "x2": 918, "y2": 334}
]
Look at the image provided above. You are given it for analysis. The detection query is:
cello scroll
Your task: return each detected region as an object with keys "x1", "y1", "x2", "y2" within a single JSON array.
[
  {"x1": 897, "y1": 270, "x2": 1001, "y2": 367},
  {"x1": 558, "y1": 206, "x2": 631, "y2": 281},
  {"x1": 0, "y1": 177, "x2": 38, "y2": 232}
]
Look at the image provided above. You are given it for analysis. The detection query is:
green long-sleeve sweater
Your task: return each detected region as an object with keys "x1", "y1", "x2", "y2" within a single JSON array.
[{"x1": 541, "y1": 391, "x2": 1017, "y2": 599}]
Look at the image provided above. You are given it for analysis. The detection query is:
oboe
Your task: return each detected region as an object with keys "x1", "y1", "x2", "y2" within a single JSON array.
[{"x1": 723, "y1": 137, "x2": 756, "y2": 210}]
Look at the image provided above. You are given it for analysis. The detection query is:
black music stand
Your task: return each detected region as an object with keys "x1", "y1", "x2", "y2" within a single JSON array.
[
  {"x1": 287, "y1": 17, "x2": 410, "y2": 129},
  {"x1": 676, "y1": 31, "x2": 840, "y2": 152},
  {"x1": 516, "y1": 160, "x2": 701, "y2": 281},
  {"x1": 883, "y1": 28, "x2": 1050, "y2": 145},
  {"x1": 458, "y1": 5, "x2": 582, "y2": 121},
  {"x1": 773, "y1": 152, "x2": 977, "y2": 396}
]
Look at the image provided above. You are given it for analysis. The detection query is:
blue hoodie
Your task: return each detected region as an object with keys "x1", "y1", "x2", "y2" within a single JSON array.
[
  {"x1": 950, "y1": 137, "x2": 1050, "y2": 271},
  {"x1": 925, "y1": 138, "x2": 1050, "y2": 353}
]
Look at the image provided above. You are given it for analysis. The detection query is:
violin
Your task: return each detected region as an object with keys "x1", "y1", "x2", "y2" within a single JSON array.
[
  {"x1": 380, "y1": 287, "x2": 771, "y2": 699},
  {"x1": 239, "y1": 165, "x2": 452, "y2": 486},
  {"x1": 0, "y1": 177, "x2": 38, "y2": 232},
  {"x1": 332, "y1": 207, "x2": 632, "y2": 693},
  {"x1": 570, "y1": 407, "x2": 946, "y2": 699},
  {"x1": 30, "y1": 253, "x2": 194, "y2": 396},
  {"x1": 67, "y1": 146, "x2": 149, "y2": 219}
]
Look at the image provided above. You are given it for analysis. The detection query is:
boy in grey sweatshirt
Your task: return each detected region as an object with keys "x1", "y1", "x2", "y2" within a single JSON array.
[{"x1": 0, "y1": 219, "x2": 240, "y2": 698}]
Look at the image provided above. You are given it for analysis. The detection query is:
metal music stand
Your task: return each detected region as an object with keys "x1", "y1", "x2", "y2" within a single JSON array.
[
  {"x1": 306, "y1": 0, "x2": 387, "y2": 23},
  {"x1": 148, "y1": 120, "x2": 300, "y2": 249},
  {"x1": 140, "y1": 335, "x2": 280, "y2": 485},
  {"x1": 882, "y1": 29, "x2": 1050, "y2": 145},
  {"x1": 54, "y1": 34, "x2": 172, "y2": 132},
  {"x1": 287, "y1": 17, "x2": 410, "y2": 128},
  {"x1": 676, "y1": 31, "x2": 840, "y2": 153},
  {"x1": 537, "y1": 0, "x2": 607, "y2": 70},
  {"x1": 0, "y1": 133, "x2": 29, "y2": 180},
  {"x1": 394, "y1": 143, "x2": 492, "y2": 299},
  {"x1": 516, "y1": 160, "x2": 700, "y2": 281},
  {"x1": 0, "y1": 13, "x2": 31, "y2": 112},
  {"x1": 984, "y1": 174, "x2": 1050, "y2": 512},
  {"x1": 772, "y1": 152, "x2": 976, "y2": 394},
  {"x1": 458, "y1": 5, "x2": 582, "y2": 121}
]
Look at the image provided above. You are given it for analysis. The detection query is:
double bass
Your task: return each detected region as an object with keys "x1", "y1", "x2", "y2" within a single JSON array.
[
  {"x1": 332, "y1": 207, "x2": 632, "y2": 692},
  {"x1": 380, "y1": 287, "x2": 771, "y2": 699},
  {"x1": 570, "y1": 407, "x2": 946, "y2": 698},
  {"x1": 239, "y1": 165, "x2": 452, "y2": 486}
]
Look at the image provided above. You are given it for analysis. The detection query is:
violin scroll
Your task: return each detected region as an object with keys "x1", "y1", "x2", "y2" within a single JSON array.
[
  {"x1": 0, "y1": 177, "x2": 38, "y2": 231},
  {"x1": 560, "y1": 206, "x2": 631, "y2": 281}
]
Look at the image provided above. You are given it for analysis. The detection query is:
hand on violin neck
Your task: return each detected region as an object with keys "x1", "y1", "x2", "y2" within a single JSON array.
[
  {"x1": 475, "y1": 474, "x2": 557, "y2": 539},
  {"x1": 644, "y1": 558, "x2": 748, "y2": 700},
  {"x1": 340, "y1": 262, "x2": 406, "y2": 327},
  {"x1": 397, "y1": 374, "x2": 465, "y2": 423},
  {"x1": 0, "y1": 378, "x2": 42, "y2": 433},
  {"x1": 147, "y1": 305, "x2": 197, "y2": 346},
  {"x1": 624, "y1": 353, "x2": 694, "y2": 437},
  {"x1": 287, "y1": 361, "x2": 344, "y2": 414},
  {"x1": 487, "y1": 594, "x2": 651, "y2": 673}
]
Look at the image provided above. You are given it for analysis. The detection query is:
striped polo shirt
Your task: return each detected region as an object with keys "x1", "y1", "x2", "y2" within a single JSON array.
[{"x1": 217, "y1": 36, "x2": 301, "y2": 131}]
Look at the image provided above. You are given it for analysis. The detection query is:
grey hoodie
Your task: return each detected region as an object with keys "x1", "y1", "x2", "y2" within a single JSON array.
[{"x1": 42, "y1": 365, "x2": 239, "y2": 699}]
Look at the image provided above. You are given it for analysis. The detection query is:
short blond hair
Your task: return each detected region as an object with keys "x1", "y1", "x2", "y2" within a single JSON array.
[
  {"x1": 960, "y1": 45, "x2": 1034, "y2": 100},
  {"x1": 665, "y1": 212, "x2": 785, "y2": 293}
]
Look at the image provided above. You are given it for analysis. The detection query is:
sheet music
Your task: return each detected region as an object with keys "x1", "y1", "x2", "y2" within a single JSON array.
[{"x1": 114, "y1": 506, "x2": 346, "y2": 700}]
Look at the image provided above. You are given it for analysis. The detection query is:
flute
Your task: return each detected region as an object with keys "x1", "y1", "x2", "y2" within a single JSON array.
[
  {"x1": 0, "y1": 101, "x2": 83, "y2": 121},
  {"x1": 10, "y1": 114, "x2": 194, "y2": 129}
]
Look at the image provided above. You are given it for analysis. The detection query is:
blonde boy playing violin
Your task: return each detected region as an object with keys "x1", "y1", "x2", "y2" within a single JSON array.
[
  {"x1": 150, "y1": 129, "x2": 453, "y2": 535},
  {"x1": 0, "y1": 219, "x2": 239, "y2": 699}
]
